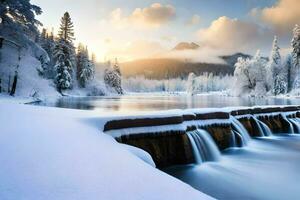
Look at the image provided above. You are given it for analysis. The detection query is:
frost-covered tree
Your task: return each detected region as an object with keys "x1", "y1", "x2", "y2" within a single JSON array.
[
  {"x1": 273, "y1": 75, "x2": 287, "y2": 95},
  {"x1": 251, "y1": 50, "x2": 268, "y2": 96},
  {"x1": 291, "y1": 24, "x2": 300, "y2": 89},
  {"x1": 53, "y1": 39, "x2": 73, "y2": 92},
  {"x1": 267, "y1": 36, "x2": 282, "y2": 93},
  {"x1": 234, "y1": 50, "x2": 267, "y2": 96},
  {"x1": 113, "y1": 58, "x2": 121, "y2": 76},
  {"x1": 104, "y1": 61, "x2": 123, "y2": 94},
  {"x1": 0, "y1": 0, "x2": 42, "y2": 36},
  {"x1": 55, "y1": 12, "x2": 76, "y2": 88},
  {"x1": 284, "y1": 54, "x2": 293, "y2": 91},
  {"x1": 39, "y1": 28, "x2": 56, "y2": 78},
  {"x1": 186, "y1": 72, "x2": 197, "y2": 95},
  {"x1": 76, "y1": 44, "x2": 94, "y2": 87}
]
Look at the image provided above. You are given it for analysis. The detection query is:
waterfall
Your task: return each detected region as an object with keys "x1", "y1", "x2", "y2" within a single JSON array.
[
  {"x1": 187, "y1": 129, "x2": 221, "y2": 164},
  {"x1": 230, "y1": 116, "x2": 251, "y2": 145},
  {"x1": 256, "y1": 119, "x2": 272, "y2": 136},
  {"x1": 282, "y1": 115, "x2": 295, "y2": 134},
  {"x1": 287, "y1": 118, "x2": 300, "y2": 133},
  {"x1": 252, "y1": 117, "x2": 266, "y2": 137}
]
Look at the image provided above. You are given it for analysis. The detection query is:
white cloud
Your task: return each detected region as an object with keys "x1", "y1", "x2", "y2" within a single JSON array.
[
  {"x1": 108, "y1": 3, "x2": 176, "y2": 29},
  {"x1": 196, "y1": 16, "x2": 272, "y2": 53},
  {"x1": 253, "y1": 0, "x2": 300, "y2": 34}
]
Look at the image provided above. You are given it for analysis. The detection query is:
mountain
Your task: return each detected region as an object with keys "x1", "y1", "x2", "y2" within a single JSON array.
[
  {"x1": 119, "y1": 53, "x2": 252, "y2": 80},
  {"x1": 173, "y1": 42, "x2": 200, "y2": 51},
  {"x1": 221, "y1": 53, "x2": 251, "y2": 67}
]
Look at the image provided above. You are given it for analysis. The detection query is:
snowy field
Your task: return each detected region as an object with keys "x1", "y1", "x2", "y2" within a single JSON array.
[{"x1": 0, "y1": 102, "x2": 213, "y2": 200}]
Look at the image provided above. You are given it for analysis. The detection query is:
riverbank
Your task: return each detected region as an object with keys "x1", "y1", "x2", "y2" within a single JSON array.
[{"x1": 0, "y1": 102, "x2": 212, "y2": 200}]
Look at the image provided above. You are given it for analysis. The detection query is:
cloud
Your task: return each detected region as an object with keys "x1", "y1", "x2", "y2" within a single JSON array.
[
  {"x1": 196, "y1": 16, "x2": 272, "y2": 53},
  {"x1": 185, "y1": 14, "x2": 201, "y2": 26},
  {"x1": 253, "y1": 0, "x2": 300, "y2": 34},
  {"x1": 108, "y1": 3, "x2": 176, "y2": 29}
]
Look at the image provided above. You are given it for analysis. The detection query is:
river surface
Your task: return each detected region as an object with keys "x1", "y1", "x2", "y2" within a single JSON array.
[
  {"x1": 36, "y1": 93, "x2": 300, "y2": 199},
  {"x1": 164, "y1": 135, "x2": 300, "y2": 200},
  {"x1": 36, "y1": 93, "x2": 300, "y2": 114}
]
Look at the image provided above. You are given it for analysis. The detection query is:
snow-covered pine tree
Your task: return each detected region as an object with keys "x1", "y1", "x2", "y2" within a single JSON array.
[
  {"x1": 76, "y1": 44, "x2": 94, "y2": 87},
  {"x1": 53, "y1": 12, "x2": 76, "y2": 91},
  {"x1": 273, "y1": 74, "x2": 287, "y2": 95},
  {"x1": 104, "y1": 61, "x2": 123, "y2": 94},
  {"x1": 267, "y1": 36, "x2": 282, "y2": 93},
  {"x1": 291, "y1": 24, "x2": 300, "y2": 89},
  {"x1": 284, "y1": 54, "x2": 293, "y2": 91},
  {"x1": 186, "y1": 72, "x2": 197, "y2": 95},
  {"x1": 39, "y1": 28, "x2": 56, "y2": 78},
  {"x1": 53, "y1": 39, "x2": 72, "y2": 92},
  {"x1": 0, "y1": 0, "x2": 42, "y2": 37},
  {"x1": 113, "y1": 58, "x2": 121, "y2": 76}
]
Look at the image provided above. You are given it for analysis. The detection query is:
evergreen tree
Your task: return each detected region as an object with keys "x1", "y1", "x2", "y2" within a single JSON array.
[
  {"x1": 53, "y1": 39, "x2": 73, "y2": 92},
  {"x1": 0, "y1": 0, "x2": 42, "y2": 36},
  {"x1": 39, "y1": 28, "x2": 56, "y2": 78},
  {"x1": 267, "y1": 36, "x2": 282, "y2": 94},
  {"x1": 104, "y1": 61, "x2": 123, "y2": 94},
  {"x1": 285, "y1": 54, "x2": 293, "y2": 91},
  {"x1": 291, "y1": 24, "x2": 300, "y2": 89},
  {"x1": 273, "y1": 75, "x2": 287, "y2": 95},
  {"x1": 58, "y1": 12, "x2": 75, "y2": 44},
  {"x1": 113, "y1": 58, "x2": 121, "y2": 76},
  {"x1": 53, "y1": 12, "x2": 76, "y2": 90},
  {"x1": 76, "y1": 44, "x2": 94, "y2": 87}
]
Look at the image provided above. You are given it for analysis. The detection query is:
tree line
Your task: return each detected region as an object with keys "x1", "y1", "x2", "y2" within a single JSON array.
[{"x1": 234, "y1": 25, "x2": 300, "y2": 96}]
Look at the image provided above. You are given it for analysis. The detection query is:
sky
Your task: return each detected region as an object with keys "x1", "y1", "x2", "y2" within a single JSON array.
[{"x1": 32, "y1": 0, "x2": 300, "y2": 62}]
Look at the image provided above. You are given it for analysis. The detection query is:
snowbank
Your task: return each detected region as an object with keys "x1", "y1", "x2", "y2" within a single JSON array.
[{"x1": 0, "y1": 103, "x2": 213, "y2": 200}]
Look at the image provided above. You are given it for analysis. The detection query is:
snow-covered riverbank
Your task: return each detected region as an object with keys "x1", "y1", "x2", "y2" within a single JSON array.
[{"x1": 0, "y1": 102, "x2": 213, "y2": 200}]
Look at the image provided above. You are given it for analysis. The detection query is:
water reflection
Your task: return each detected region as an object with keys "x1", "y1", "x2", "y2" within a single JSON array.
[{"x1": 36, "y1": 94, "x2": 300, "y2": 113}]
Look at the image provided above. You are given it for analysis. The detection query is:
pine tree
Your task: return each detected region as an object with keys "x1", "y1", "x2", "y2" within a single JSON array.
[
  {"x1": 39, "y1": 28, "x2": 56, "y2": 78},
  {"x1": 53, "y1": 39, "x2": 73, "y2": 92},
  {"x1": 267, "y1": 36, "x2": 282, "y2": 94},
  {"x1": 113, "y1": 58, "x2": 121, "y2": 76},
  {"x1": 58, "y1": 12, "x2": 75, "y2": 44},
  {"x1": 0, "y1": 0, "x2": 42, "y2": 36},
  {"x1": 104, "y1": 61, "x2": 123, "y2": 94},
  {"x1": 53, "y1": 12, "x2": 76, "y2": 90},
  {"x1": 291, "y1": 24, "x2": 300, "y2": 89},
  {"x1": 76, "y1": 44, "x2": 94, "y2": 87}
]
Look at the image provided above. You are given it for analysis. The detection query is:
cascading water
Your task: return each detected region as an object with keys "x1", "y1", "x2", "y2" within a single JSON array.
[
  {"x1": 256, "y1": 119, "x2": 272, "y2": 136},
  {"x1": 282, "y1": 115, "x2": 295, "y2": 133},
  {"x1": 252, "y1": 117, "x2": 267, "y2": 137},
  {"x1": 230, "y1": 116, "x2": 251, "y2": 145},
  {"x1": 288, "y1": 118, "x2": 300, "y2": 133},
  {"x1": 187, "y1": 129, "x2": 221, "y2": 164}
]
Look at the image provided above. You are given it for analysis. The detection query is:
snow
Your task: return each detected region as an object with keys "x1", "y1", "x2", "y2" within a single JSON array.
[{"x1": 0, "y1": 103, "x2": 213, "y2": 200}]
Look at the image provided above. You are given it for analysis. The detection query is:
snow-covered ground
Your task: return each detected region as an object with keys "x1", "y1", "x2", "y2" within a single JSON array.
[{"x1": 0, "y1": 102, "x2": 213, "y2": 200}]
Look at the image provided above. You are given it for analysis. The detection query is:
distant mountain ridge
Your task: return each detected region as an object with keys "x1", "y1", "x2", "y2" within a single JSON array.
[{"x1": 173, "y1": 42, "x2": 200, "y2": 51}]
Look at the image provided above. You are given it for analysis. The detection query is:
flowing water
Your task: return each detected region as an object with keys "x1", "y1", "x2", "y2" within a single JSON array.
[
  {"x1": 164, "y1": 135, "x2": 300, "y2": 200},
  {"x1": 165, "y1": 116, "x2": 300, "y2": 200},
  {"x1": 34, "y1": 93, "x2": 300, "y2": 199}
]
